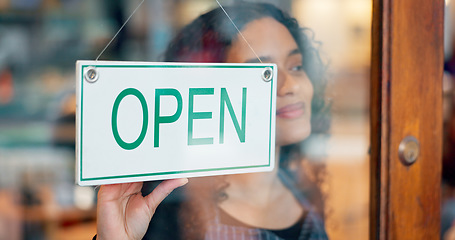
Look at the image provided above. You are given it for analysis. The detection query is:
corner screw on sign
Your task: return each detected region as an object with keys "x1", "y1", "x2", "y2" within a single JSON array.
[
  {"x1": 84, "y1": 66, "x2": 99, "y2": 83},
  {"x1": 262, "y1": 67, "x2": 273, "y2": 82}
]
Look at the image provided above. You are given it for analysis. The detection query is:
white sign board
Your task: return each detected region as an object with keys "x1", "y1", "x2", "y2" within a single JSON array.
[{"x1": 76, "y1": 60, "x2": 276, "y2": 186}]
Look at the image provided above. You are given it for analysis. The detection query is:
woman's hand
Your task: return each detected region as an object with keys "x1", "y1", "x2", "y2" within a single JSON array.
[{"x1": 96, "y1": 179, "x2": 188, "y2": 240}]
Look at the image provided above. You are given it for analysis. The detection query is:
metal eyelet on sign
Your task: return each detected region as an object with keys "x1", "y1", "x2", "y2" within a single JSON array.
[
  {"x1": 262, "y1": 67, "x2": 273, "y2": 82},
  {"x1": 84, "y1": 66, "x2": 99, "y2": 83}
]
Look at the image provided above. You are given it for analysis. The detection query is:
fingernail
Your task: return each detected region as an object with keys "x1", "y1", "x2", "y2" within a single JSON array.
[{"x1": 180, "y1": 178, "x2": 189, "y2": 186}]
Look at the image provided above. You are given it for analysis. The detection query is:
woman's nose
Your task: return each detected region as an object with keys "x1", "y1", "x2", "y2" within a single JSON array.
[{"x1": 277, "y1": 70, "x2": 300, "y2": 97}]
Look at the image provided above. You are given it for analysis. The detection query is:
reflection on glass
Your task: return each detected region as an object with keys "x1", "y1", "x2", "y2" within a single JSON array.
[
  {"x1": 0, "y1": 0, "x2": 371, "y2": 239},
  {"x1": 143, "y1": 1, "x2": 370, "y2": 239},
  {"x1": 162, "y1": 2, "x2": 328, "y2": 239}
]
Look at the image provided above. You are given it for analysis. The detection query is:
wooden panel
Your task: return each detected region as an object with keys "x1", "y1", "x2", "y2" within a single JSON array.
[
  {"x1": 370, "y1": 0, "x2": 443, "y2": 239},
  {"x1": 370, "y1": 0, "x2": 388, "y2": 238}
]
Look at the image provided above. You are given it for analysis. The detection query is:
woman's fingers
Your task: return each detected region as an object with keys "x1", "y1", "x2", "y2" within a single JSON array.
[
  {"x1": 98, "y1": 182, "x2": 143, "y2": 202},
  {"x1": 145, "y1": 178, "x2": 188, "y2": 215}
]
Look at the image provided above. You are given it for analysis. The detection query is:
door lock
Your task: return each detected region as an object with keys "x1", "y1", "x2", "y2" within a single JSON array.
[{"x1": 398, "y1": 136, "x2": 420, "y2": 166}]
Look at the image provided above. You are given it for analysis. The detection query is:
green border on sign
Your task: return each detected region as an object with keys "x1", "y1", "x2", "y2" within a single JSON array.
[{"x1": 79, "y1": 64, "x2": 275, "y2": 182}]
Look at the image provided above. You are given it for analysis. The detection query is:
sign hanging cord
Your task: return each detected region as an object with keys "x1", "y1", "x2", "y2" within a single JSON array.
[
  {"x1": 96, "y1": 0, "x2": 263, "y2": 64},
  {"x1": 214, "y1": 0, "x2": 263, "y2": 64},
  {"x1": 96, "y1": 0, "x2": 145, "y2": 61}
]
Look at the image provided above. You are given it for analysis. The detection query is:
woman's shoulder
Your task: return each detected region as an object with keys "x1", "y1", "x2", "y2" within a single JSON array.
[
  {"x1": 299, "y1": 210, "x2": 329, "y2": 240},
  {"x1": 278, "y1": 169, "x2": 329, "y2": 239}
]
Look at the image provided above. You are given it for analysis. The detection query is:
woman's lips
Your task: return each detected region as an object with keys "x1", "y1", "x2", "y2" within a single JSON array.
[{"x1": 276, "y1": 102, "x2": 305, "y2": 119}]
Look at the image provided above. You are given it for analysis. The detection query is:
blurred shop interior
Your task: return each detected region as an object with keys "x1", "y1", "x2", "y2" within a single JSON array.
[{"x1": 0, "y1": 0, "x2": 449, "y2": 239}]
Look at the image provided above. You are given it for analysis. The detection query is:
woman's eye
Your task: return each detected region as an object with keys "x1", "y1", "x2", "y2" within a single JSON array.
[{"x1": 290, "y1": 64, "x2": 304, "y2": 72}]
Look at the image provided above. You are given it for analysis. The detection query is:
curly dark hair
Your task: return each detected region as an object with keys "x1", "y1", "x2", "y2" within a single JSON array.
[
  {"x1": 160, "y1": 2, "x2": 330, "y2": 239},
  {"x1": 163, "y1": 1, "x2": 329, "y2": 135}
]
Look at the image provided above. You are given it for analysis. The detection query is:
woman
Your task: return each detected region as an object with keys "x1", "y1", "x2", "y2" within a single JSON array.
[{"x1": 96, "y1": 2, "x2": 329, "y2": 240}]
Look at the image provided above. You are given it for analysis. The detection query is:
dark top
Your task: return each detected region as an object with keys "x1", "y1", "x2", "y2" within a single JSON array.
[
  {"x1": 218, "y1": 206, "x2": 307, "y2": 240},
  {"x1": 142, "y1": 170, "x2": 328, "y2": 240}
]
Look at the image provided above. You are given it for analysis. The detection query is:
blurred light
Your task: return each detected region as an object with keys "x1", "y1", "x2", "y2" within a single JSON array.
[
  {"x1": 327, "y1": 135, "x2": 369, "y2": 162},
  {"x1": 447, "y1": 0, "x2": 451, "y2": 6},
  {"x1": 74, "y1": 186, "x2": 95, "y2": 210},
  {"x1": 0, "y1": 69, "x2": 13, "y2": 105}
]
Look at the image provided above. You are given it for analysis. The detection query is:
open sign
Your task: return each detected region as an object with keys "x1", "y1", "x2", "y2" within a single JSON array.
[{"x1": 76, "y1": 61, "x2": 276, "y2": 186}]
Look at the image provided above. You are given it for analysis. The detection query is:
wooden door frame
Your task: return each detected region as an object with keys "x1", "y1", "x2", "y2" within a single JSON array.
[{"x1": 370, "y1": 0, "x2": 444, "y2": 239}]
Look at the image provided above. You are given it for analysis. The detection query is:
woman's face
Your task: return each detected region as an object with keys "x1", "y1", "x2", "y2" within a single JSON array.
[{"x1": 225, "y1": 17, "x2": 314, "y2": 146}]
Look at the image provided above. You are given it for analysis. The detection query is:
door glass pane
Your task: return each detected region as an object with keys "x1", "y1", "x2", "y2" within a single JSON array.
[{"x1": 0, "y1": 0, "x2": 371, "y2": 239}]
